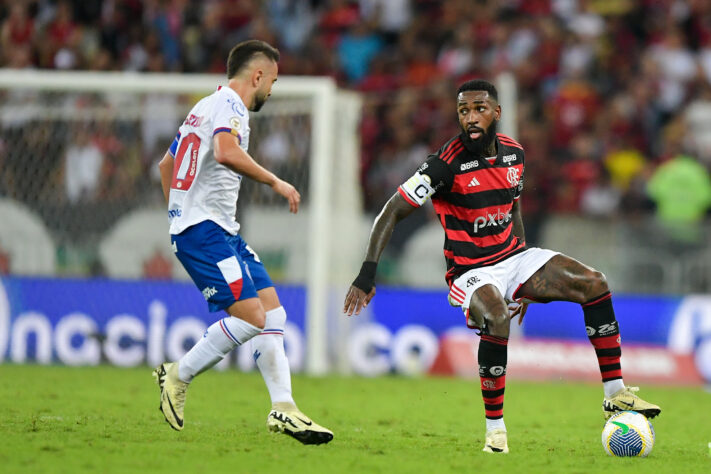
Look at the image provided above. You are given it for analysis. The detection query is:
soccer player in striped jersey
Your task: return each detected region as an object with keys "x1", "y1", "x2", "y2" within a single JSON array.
[
  {"x1": 153, "y1": 40, "x2": 332, "y2": 444},
  {"x1": 344, "y1": 79, "x2": 660, "y2": 453}
]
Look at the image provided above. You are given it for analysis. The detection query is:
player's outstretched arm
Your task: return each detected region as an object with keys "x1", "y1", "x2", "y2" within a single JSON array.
[
  {"x1": 343, "y1": 192, "x2": 417, "y2": 316},
  {"x1": 158, "y1": 151, "x2": 174, "y2": 204},
  {"x1": 213, "y1": 132, "x2": 300, "y2": 213}
]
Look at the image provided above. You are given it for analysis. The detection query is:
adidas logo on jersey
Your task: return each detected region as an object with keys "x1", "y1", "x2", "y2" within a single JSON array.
[{"x1": 467, "y1": 177, "x2": 480, "y2": 187}]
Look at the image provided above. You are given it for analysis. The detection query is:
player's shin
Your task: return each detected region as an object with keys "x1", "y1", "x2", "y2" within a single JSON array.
[
  {"x1": 178, "y1": 317, "x2": 261, "y2": 382},
  {"x1": 582, "y1": 291, "x2": 625, "y2": 397},
  {"x1": 251, "y1": 306, "x2": 295, "y2": 405},
  {"x1": 479, "y1": 335, "x2": 508, "y2": 432}
]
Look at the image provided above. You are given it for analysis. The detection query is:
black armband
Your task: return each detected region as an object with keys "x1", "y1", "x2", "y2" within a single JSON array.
[{"x1": 352, "y1": 261, "x2": 378, "y2": 293}]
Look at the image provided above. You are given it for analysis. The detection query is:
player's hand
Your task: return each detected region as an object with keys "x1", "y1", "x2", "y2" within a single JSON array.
[
  {"x1": 343, "y1": 285, "x2": 376, "y2": 316},
  {"x1": 508, "y1": 301, "x2": 529, "y2": 326},
  {"x1": 271, "y1": 179, "x2": 300, "y2": 213}
]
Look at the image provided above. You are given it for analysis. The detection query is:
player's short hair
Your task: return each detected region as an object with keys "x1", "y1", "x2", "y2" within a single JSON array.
[
  {"x1": 457, "y1": 80, "x2": 498, "y2": 102},
  {"x1": 227, "y1": 40, "x2": 280, "y2": 79}
]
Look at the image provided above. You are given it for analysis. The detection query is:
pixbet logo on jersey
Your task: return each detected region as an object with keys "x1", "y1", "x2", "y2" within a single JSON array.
[{"x1": 473, "y1": 209, "x2": 512, "y2": 233}]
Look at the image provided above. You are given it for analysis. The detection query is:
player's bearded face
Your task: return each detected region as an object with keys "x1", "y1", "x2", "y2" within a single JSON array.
[
  {"x1": 462, "y1": 119, "x2": 497, "y2": 156},
  {"x1": 252, "y1": 90, "x2": 268, "y2": 111}
]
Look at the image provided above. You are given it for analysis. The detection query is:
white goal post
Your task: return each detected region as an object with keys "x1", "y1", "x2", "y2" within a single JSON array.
[{"x1": 0, "y1": 70, "x2": 363, "y2": 375}]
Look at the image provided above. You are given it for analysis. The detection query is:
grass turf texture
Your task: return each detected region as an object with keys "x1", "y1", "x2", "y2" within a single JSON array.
[{"x1": 0, "y1": 365, "x2": 708, "y2": 473}]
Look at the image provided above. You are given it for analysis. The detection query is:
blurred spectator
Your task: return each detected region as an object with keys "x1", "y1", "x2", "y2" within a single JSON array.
[
  {"x1": 580, "y1": 170, "x2": 622, "y2": 218},
  {"x1": 359, "y1": 0, "x2": 412, "y2": 43},
  {"x1": 266, "y1": 0, "x2": 317, "y2": 51},
  {"x1": 684, "y1": 82, "x2": 711, "y2": 166},
  {"x1": 320, "y1": 0, "x2": 360, "y2": 47},
  {"x1": 555, "y1": 133, "x2": 603, "y2": 212},
  {"x1": 64, "y1": 125, "x2": 104, "y2": 204},
  {"x1": 337, "y1": 21, "x2": 383, "y2": 83},
  {"x1": 547, "y1": 77, "x2": 600, "y2": 150},
  {"x1": 646, "y1": 154, "x2": 711, "y2": 250},
  {"x1": 437, "y1": 23, "x2": 475, "y2": 78},
  {"x1": 648, "y1": 27, "x2": 698, "y2": 115},
  {"x1": 603, "y1": 142, "x2": 647, "y2": 193},
  {"x1": 0, "y1": 3, "x2": 35, "y2": 61},
  {"x1": 41, "y1": 0, "x2": 79, "y2": 69}
]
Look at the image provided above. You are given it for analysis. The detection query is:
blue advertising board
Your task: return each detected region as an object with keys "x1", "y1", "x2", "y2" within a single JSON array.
[{"x1": 0, "y1": 276, "x2": 709, "y2": 382}]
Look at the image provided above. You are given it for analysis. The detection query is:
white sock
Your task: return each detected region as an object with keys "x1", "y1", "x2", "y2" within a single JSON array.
[
  {"x1": 486, "y1": 418, "x2": 506, "y2": 432},
  {"x1": 603, "y1": 379, "x2": 625, "y2": 398},
  {"x1": 178, "y1": 317, "x2": 261, "y2": 382},
  {"x1": 251, "y1": 306, "x2": 294, "y2": 405}
]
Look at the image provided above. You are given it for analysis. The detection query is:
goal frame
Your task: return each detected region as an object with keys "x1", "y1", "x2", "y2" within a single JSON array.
[{"x1": 0, "y1": 70, "x2": 351, "y2": 375}]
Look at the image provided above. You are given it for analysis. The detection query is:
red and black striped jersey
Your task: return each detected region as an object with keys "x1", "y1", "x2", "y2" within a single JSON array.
[{"x1": 398, "y1": 133, "x2": 526, "y2": 285}]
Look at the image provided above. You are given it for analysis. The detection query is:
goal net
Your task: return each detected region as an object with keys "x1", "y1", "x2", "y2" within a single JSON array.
[{"x1": 0, "y1": 70, "x2": 362, "y2": 374}]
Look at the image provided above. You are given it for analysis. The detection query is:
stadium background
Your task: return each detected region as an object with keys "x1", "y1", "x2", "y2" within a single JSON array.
[{"x1": 0, "y1": 0, "x2": 710, "y2": 388}]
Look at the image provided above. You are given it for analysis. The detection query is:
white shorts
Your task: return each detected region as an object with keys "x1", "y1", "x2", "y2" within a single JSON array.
[{"x1": 447, "y1": 247, "x2": 559, "y2": 313}]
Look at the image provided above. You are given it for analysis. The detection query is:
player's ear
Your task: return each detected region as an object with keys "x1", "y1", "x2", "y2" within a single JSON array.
[
  {"x1": 253, "y1": 68, "x2": 263, "y2": 87},
  {"x1": 495, "y1": 104, "x2": 502, "y2": 121}
]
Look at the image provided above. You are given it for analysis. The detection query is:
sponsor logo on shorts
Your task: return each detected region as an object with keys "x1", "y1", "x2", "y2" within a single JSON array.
[
  {"x1": 202, "y1": 286, "x2": 217, "y2": 300},
  {"x1": 467, "y1": 276, "x2": 481, "y2": 287}
]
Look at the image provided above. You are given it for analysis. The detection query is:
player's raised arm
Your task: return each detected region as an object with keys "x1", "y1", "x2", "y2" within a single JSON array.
[
  {"x1": 343, "y1": 192, "x2": 417, "y2": 316},
  {"x1": 213, "y1": 132, "x2": 300, "y2": 213}
]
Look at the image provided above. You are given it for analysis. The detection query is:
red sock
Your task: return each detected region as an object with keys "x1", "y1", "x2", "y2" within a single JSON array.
[{"x1": 583, "y1": 292, "x2": 622, "y2": 382}]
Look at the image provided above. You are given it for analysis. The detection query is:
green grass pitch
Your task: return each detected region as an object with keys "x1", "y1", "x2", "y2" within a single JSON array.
[{"x1": 0, "y1": 365, "x2": 709, "y2": 473}]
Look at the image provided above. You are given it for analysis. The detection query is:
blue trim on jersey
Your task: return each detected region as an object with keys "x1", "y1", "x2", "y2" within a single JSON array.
[
  {"x1": 171, "y1": 220, "x2": 273, "y2": 312},
  {"x1": 168, "y1": 132, "x2": 181, "y2": 157},
  {"x1": 213, "y1": 127, "x2": 232, "y2": 136}
]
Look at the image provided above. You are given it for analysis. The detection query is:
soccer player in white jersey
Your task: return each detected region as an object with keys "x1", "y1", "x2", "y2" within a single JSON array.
[{"x1": 153, "y1": 39, "x2": 333, "y2": 445}]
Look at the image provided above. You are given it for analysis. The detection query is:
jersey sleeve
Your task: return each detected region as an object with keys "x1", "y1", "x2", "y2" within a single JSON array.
[
  {"x1": 212, "y1": 91, "x2": 248, "y2": 145},
  {"x1": 168, "y1": 131, "x2": 181, "y2": 157},
  {"x1": 398, "y1": 154, "x2": 454, "y2": 207}
]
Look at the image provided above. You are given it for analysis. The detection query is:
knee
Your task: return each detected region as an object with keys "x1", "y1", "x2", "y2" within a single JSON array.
[
  {"x1": 484, "y1": 311, "x2": 510, "y2": 338},
  {"x1": 571, "y1": 269, "x2": 609, "y2": 303},
  {"x1": 251, "y1": 313, "x2": 266, "y2": 330},
  {"x1": 587, "y1": 269, "x2": 609, "y2": 297},
  {"x1": 226, "y1": 302, "x2": 266, "y2": 330}
]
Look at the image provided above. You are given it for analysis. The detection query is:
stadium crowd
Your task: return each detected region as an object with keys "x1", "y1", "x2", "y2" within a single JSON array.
[{"x1": 2, "y1": 0, "x2": 711, "y2": 251}]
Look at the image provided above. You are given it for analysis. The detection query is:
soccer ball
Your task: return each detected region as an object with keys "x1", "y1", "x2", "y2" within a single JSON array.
[{"x1": 602, "y1": 411, "x2": 655, "y2": 457}]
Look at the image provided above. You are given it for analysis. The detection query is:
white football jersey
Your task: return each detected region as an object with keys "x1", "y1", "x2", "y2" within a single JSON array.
[{"x1": 167, "y1": 86, "x2": 250, "y2": 235}]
